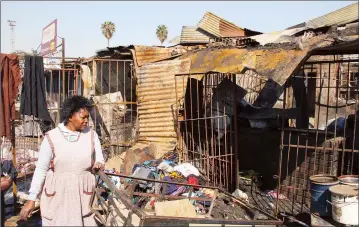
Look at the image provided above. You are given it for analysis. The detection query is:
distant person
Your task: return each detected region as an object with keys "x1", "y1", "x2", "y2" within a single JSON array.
[
  {"x1": 1, "y1": 160, "x2": 18, "y2": 227},
  {"x1": 20, "y1": 95, "x2": 105, "y2": 226}
]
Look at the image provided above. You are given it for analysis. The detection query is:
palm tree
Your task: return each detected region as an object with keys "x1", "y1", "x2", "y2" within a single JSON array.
[
  {"x1": 101, "y1": 21, "x2": 116, "y2": 47},
  {"x1": 156, "y1": 25, "x2": 168, "y2": 46}
]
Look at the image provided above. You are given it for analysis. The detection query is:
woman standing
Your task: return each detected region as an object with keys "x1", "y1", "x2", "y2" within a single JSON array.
[{"x1": 20, "y1": 96, "x2": 105, "y2": 226}]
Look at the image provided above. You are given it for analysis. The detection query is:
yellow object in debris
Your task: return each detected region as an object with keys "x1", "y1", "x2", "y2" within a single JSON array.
[{"x1": 168, "y1": 171, "x2": 184, "y2": 179}]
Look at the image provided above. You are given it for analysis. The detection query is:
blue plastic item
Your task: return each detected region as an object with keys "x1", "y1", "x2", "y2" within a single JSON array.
[{"x1": 309, "y1": 175, "x2": 339, "y2": 216}]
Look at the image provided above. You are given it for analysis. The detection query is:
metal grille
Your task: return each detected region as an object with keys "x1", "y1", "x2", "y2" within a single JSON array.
[
  {"x1": 276, "y1": 54, "x2": 359, "y2": 215},
  {"x1": 42, "y1": 57, "x2": 137, "y2": 152},
  {"x1": 1, "y1": 56, "x2": 138, "y2": 208},
  {"x1": 175, "y1": 72, "x2": 240, "y2": 192}
]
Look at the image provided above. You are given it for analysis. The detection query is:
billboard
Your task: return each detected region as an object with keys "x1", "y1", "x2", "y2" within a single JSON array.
[{"x1": 41, "y1": 19, "x2": 57, "y2": 56}]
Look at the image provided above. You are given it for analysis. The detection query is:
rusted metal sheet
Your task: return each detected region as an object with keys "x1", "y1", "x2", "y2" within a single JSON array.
[
  {"x1": 134, "y1": 45, "x2": 186, "y2": 67},
  {"x1": 182, "y1": 35, "x2": 334, "y2": 86},
  {"x1": 197, "y1": 12, "x2": 260, "y2": 38},
  {"x1": 307, "y1": 2, "x2": 358, "y2": 29},
  {"x1": 180, "y1": 26, "x2": 210, "y2": 44},
  {"x1": 136, "y1": 59, "x2": 191, "y2": 156},
  {"x1": 197, "y1": 11, "x2": 245, "y2": 38}
]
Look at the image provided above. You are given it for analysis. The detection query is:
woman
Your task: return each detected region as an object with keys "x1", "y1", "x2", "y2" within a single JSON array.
[{"x1": 20, "y1": 96, "x2": 105, "y2": 226}]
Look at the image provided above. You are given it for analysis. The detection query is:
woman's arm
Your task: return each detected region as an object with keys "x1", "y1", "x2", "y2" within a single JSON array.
[
  {"x1": 93, "y1": 131, "x2": 105, "y2": 163},
  {"x1": 27, "y1": 137, "x2": 52, "y2": 201}
]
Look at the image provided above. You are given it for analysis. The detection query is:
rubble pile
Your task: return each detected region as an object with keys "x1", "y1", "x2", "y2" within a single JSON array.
[{"x1": 99, "y1": 150, "x2": 269, "y2": 221}]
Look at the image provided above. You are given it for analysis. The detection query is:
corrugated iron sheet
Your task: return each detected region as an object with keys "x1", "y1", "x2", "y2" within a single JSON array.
[
  {"x1": 136, "y1": 59, "x2": 191, "y2": 155},
  {"x1": 197, "y1": 11, "x2": 245, "y2": 38},
  {"x1": 307, "y1": 2, "x2": 358, "y2": 29},
  {"x1": 181, "y1": 34, "x2": 334, "y2": 86},
  {"x1": 134, "y1": 46, "x2": 179, "y2": 67},
  {"x1": 180, "y1": 26, "x2": 210, "y2": 44},
  {"x1": 286, "y1": 3, "x2": 359, "y2": 30},
  {"x1": 168, "y1": 36, "x2": 181, "y2": 45}
]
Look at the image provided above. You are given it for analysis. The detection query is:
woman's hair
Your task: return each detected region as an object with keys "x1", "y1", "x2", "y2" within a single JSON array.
[{"x1": 60, "y1": 95, "x2": 92, "y2": 125}]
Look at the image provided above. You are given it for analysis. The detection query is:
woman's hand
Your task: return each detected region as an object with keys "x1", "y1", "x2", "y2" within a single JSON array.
[
  {"x1": 1, "y1": 176, "x2": 12, "y2": 191},
  {"x1": 92, "y1": 162, "x2": 105, "y2": 172},
  {"x1": 20, "y1": 200, "x2": 35, "y2": 220}
]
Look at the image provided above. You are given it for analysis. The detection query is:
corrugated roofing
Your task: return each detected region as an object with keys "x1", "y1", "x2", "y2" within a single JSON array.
[
  {"x1": 180, "y1": 34, "x2": 334, "y2": 86},
  {"x1": 197, "y1": 11, "x2": 246, "y2": 38},
  {"x1": 168, "y1": 36, "x2": 181, "y2": 45},
  {"x1": 136, "y1": 59, "x2": 191, "y2": 156},
  {"x1": 134, "y1": 46, "x2": 181, "y2": 67},
  {"x1": 180, "y1": 26, "x2": 210, "y2": 44},
  {"x1": 307, "y1": 3, "x2": 358, "y2": 29}
]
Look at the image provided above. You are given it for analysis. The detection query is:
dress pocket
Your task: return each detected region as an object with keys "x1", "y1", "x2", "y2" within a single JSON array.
[
  {"x1": 81, "y1": 173, "x2": 96, "y2": 216},
  {"x1": 40, "y1": 171, "x2": 58, "y2": 220}
]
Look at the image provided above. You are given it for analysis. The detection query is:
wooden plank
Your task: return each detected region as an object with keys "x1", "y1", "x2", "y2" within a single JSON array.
[{"x1": 311, "y1": 214, "x2": 335, "y2": 227}]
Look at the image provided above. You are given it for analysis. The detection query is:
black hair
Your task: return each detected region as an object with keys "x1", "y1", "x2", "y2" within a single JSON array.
[{"x1": 60, "y1": 95, "x2": 93, "y2": 125}]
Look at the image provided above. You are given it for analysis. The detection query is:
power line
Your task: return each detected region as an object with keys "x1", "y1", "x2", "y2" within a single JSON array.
[{"x1": 7, "y1": 20, "x2": 16, "y2": 52}]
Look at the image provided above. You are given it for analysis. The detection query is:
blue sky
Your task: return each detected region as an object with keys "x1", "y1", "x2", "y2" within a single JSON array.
[{"x1": 1, "y1": 1, "x2": 356, "y2": 57}]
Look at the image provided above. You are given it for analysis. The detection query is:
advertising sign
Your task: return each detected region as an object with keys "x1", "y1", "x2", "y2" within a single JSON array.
[{"x1": 41, "y1": 19, "x2": 57, "y2": 56}]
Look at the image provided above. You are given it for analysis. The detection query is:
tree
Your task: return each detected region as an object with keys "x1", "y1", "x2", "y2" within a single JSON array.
[
  {"x1": 101, "y1": 21, "x2": 116, "y2": 47},
  {"x1": 156, "y1": 25, "x2": 168, "y2": 46},
  {"x1": 12, "y1": 49, "x2": 38, "y2": 60}
]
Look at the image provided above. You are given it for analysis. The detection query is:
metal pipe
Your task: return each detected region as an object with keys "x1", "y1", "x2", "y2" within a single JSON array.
[
  {"x1": 62, "y1": 38, "x2": 65, "y2": 102},
  {"x1": 233, "y1": 74, "x2": 239, "y2": 190}
]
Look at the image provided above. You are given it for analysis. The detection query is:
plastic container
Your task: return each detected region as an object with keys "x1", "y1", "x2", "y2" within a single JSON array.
[
  {"x1": 329, "y1": 184, "x2": 358, "y2": 225},
  {"x1": 338, "y1": 175, "x2": 359, "y2": 187},
  {"x1": 309, "y1": 175, "x2": 339, "y2": 216}
]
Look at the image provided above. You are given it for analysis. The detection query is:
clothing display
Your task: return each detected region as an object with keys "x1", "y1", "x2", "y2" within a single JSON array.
[
  {"x1": 20, "y1": 56, "x2": 54, "y2": 134},
  {"x1": 0, "y1": 54, "x2": 22, "y2": 138}
]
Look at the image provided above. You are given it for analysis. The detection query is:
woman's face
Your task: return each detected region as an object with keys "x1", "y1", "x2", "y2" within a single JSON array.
[{"x1": 69, "y1": 108, "x2": 89, "y2": 131}]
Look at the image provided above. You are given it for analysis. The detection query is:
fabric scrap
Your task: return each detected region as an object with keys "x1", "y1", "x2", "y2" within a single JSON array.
[
  {"x1": 174, "y1": 163, "x2": 199, "y2": 177},
  {"x1": 162, "y1": 176, "x2": 178, "y2": 195}
]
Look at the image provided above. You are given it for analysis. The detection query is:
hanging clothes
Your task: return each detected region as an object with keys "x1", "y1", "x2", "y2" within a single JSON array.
[
  {"x1": 0, "y1": 54, "x2": 22, "y2": 139},
  {"x1": 22, "y1": 115, "x2": 42, "y2": 137},
  {"x1": 20, "y1": 56, "x2": 54, "y2": 134}
]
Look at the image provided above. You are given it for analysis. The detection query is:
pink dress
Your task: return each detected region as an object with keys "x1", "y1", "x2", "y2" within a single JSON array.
[{"x1": 40, "y1": 127, "x2": 97, "y2": 226}]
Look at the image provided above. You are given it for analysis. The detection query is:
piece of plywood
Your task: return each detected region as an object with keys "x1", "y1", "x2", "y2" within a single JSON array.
[
  {"x1": 311, "y1": 214, "x2": 335, "y2": 227},
  {"x1": 155, "y1": 199, "x2": 197, "y2": 218}
]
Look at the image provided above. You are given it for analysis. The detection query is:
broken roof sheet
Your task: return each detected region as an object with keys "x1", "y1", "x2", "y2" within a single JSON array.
[
  {"x1": 310, "y1": 39, "x2": 359, "y2": 56},
  {"x1": 197, "y1": 11, "x2": 259, "y2": 38},
  {"x1": 180, "y1": 26, "x2": 210, "y2": 44},
  {"x1": 95, "y1": 45, "x2": 132, "y2": 58},
  {"x1": 250, "y1": 27, "x2": 308, "y2": 46},
  {"x1": 168, "y1": 36, "x2": 181, "y2": 45},
  {"x1": 180, "y1": 35, "x2": 335, "y2": 86},
  {"x1": 287, "y1": 3, "x2": 358, "y2": 30}
]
